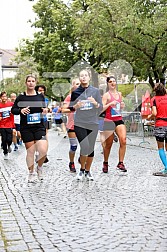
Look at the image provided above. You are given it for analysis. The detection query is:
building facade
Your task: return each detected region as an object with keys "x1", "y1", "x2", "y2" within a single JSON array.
[{"x1": 0, "y1": 49, "x2": 18, "y2": 81}]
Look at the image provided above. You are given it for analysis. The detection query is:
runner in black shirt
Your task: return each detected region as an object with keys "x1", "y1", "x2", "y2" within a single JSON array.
[
  {"x1": 70, "y1": 69, "x2": 102, "y2": 181},
  {"x1": 11, "y1": 74, "x2": 48, "y2": 182}
]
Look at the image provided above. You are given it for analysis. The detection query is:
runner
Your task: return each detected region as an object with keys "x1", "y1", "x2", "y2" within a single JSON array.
[
  {"x1": 52, "y1": 103, "x2": 63, "y2": 133},
  {"x1": 10, "y1": 93, "x2": 22, "y2": 151},
  {"x1": 150, "y1": 83, "x2": 167, "y2": 176},
  {"x1": 62, "y1": 78, "x2": 80, "y2": 172},
  {"x1": 70, "y1": 69, "x2": 103, "y2": 181},
  {"x1": 35, "y1": 84, "x2": 49, "y2": 163},
  {"x1": 0, "y1": 91, "x2": 14, "y2": 160},
  {"x1": 101, "y1": 76, "x2": 127, "y2": 173},
  {"x1": 11, "y1": 74, "x2": 48, "y2": 182}
]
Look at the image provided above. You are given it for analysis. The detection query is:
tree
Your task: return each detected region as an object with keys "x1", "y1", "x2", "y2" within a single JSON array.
[
  {"x1": 0, "y1": 55, "x2": 39, "y2": 95},
  {"x1": 20, "y1": 0, "x2": 79, "y2": 73},
  {"x1": 71, "y1": 0, "x2": 167, "y2": 88},
  {"x1": 18, "y1": 0, "x2": 83, "y2": 99},
  {"x1": 18, "y1": 0, "x2": 167, "y2": 92}
]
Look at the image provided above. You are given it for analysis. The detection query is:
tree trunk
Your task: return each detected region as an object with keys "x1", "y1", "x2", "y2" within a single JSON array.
[{"x1": 148, "y1": 73, "x2": 154, "y2": 89}]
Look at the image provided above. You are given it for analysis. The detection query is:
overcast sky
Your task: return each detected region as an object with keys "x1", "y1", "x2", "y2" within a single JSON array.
[{"x1": 0, "y1": 0, "x2": 38, "y2": 49}]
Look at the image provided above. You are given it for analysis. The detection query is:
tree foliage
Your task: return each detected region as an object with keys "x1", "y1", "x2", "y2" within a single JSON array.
[
  {"x1": 71, "y1": 0, "x2": 167, "y2": 87},
  {"x1": 21, "y1": 0, "x2": 79, "y2": 73},
  {"x1": 13, "y1": 0, "x2": 167, "y2": 96},
  {"x1": 0, "y1": 55, "x2": 38, "y2": 95}
]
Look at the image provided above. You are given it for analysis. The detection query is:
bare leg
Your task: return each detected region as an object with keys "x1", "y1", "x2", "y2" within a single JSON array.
[
  {"x1": 17, "y1": 131, "x2": 22, "y2": 143},
  {"x1": 80, "y1": 154, "x2": 87, "y2": 169},
  {"x1": 61, "y1": 122, "x2": 67, "y2": 134},
  {"x1": 85, "y1": 156, "x2": 93, "y2": 171},
  {"x1": 25, "y1": 141, "x2": 36, "y2": 172},
  {"x1": 12, "y1": 129, "x2": 17, "y2": 145},
  {"x1": 101, "y1": 131, "x2": 114, "y2": 162},
  {"x1": 36, "y1": 139, "x2": 48, "y2": 167},
  {"x1": 115, "y1": 124, "x2": 126, "y2": 162}
]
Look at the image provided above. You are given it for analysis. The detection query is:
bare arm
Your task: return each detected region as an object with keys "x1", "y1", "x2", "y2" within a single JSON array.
[
  {"x1": 102, "y1": 93, "x2": 118, "y2": 112},
  {"x1": 62, "y1": 102, "x2": 71, "y2": 113},
  {"x1": 151, "y1": 105, "x2": 157, "y2": 117}
]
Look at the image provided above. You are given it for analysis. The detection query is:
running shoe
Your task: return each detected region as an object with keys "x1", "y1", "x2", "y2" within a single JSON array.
[
  {"x1": 69, "y1": 162, "x2": 76, "y2": 173},
  {"x1": 18, "y1": 140, "x2": 23, "y2": 146},
  {"x1": 37, "y1": 166, "x2": 43, "y2": 181},
  {"x1": 103, "y1": 162, "x2": 108, "y2": 173},
  {"x1": 76, "y1": 170, "x2": 84, "y2": 181},
  {"x1": 117, "y1": 162, "x2": 127, "y2": 172},
  {"x1": 85, "y1": 171, "x2": 94, "y2": 181},
  {"x1": 28, "y1": 172, "x2": 37, "y2": 183},
  {"x1": 4, "y1": 154, "x2": 9, "y2": 160},
  {"x1": 153, "y1": 169, "x2": 167, "y2": 177},
  {"x1": 14, "y1": 145, "x2": 18, "y2": 151}
]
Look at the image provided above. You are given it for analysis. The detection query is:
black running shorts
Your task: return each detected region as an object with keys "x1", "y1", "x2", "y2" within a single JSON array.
[
  {"x1": 102, "y1": 120, "x2": 124, "y2": 131},
  {"x1": 154, "y1": 126, "x2": 167, "y2": 142},
  {"x1": 20, "y1": 126, "x2": 46, "y2": 143}
]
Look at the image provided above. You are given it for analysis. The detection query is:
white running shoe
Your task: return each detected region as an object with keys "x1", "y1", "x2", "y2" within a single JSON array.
[
  {"x1": 76, "y1": 170, "x2": 85, "y2": 181},
  {"x1": 4, "y1": 154, "x2": 9, "y2": 160},
  {"x1": 37, "y1": 166, "x2": 43, "y2": 181},
  {"x1": 28, "y1": 172, "x2": 37, "y2": 183},
  {"x1": 85, "y1": 171, "x2": 94, "y2": 181}
]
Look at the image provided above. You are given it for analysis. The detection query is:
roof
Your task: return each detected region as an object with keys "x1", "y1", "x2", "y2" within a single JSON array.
[{"x1": 0, "y1": 49, "x2": 18, "y2": 67}]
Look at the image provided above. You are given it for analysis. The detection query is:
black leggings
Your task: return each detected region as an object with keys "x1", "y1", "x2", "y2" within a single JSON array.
[
  {"x1": 74, "y1": 125, "x2": 98, "y2": 157},
  {"x1": 0, "y1": 128, "x2": 13, "y2": 155}
]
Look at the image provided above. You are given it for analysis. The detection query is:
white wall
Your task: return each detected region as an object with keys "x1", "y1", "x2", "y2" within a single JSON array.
[{"x1": 2, "y1": 68, "x2": 18, "y2": 80}]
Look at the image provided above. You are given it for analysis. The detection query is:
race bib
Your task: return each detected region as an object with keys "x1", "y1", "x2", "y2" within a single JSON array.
[
  {"x1": 110, "y1": 103, "x2": 121, "y2": 117},
  {"x1": 2, "y1": 111, "x2": 10, "y2": 118},
  {"x1": 14, "y1": 114, "x2": 20, "y2": 124},
  {"x1": 80, "y1": 100, "x2": 93, "y2": 110},
  {"x1": 27, "y1": 113, "x2": 41, "y2": 124}
]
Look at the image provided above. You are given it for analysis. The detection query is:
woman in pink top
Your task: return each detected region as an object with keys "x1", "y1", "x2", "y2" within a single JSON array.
[
  {"x1": 62, "y1": 78, "x2": 80, "y2": 172},
  {"x1": 101, "y1": 76, "x2": 127, "y2": 173}
]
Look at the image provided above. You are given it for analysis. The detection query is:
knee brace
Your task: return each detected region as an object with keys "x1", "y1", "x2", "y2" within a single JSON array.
[{"x1": 69, "y1": 138, "x2": 77, "y2": 152}]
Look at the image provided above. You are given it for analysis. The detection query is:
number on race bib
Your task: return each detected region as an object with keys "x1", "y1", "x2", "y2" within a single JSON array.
[{"x1": 27, "y1": 113, "x2": 41, "y2": 124}]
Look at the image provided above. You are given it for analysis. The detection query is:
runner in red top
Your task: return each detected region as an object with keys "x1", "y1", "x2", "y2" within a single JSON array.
[
  {"x1": 151, "y1": 83, "x2": 167, "y2": 176},
  {"x1": 0, "y1": 91, "x2": 14, "y2": 159}
]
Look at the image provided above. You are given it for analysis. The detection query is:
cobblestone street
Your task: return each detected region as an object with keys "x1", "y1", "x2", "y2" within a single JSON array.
[{"x1": 0, "y1": 129, "x2": 167, "y2": 252}]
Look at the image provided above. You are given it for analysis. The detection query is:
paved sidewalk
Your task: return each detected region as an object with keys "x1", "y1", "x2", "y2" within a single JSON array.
[{"x1": 0, "y1": 129, "x2": 167, "y2": 252}]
